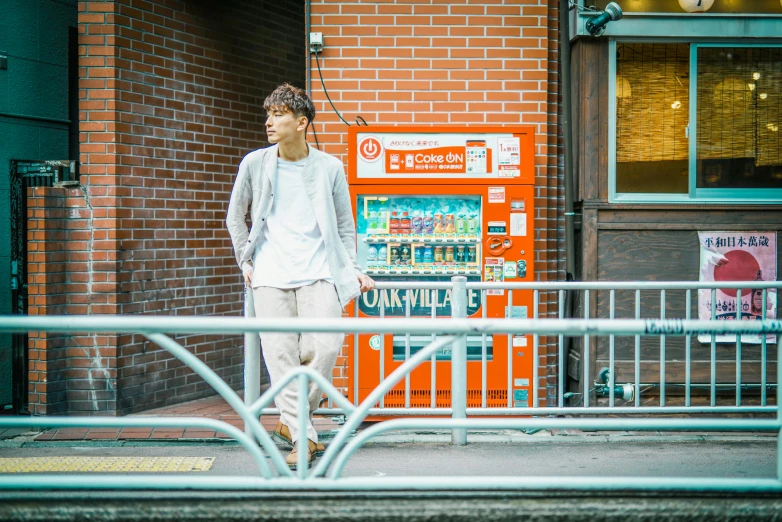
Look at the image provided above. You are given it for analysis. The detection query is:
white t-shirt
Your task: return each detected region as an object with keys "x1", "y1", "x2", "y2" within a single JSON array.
[{"x1": 251, "y1": 157, "x2": 333, "y2": 288}]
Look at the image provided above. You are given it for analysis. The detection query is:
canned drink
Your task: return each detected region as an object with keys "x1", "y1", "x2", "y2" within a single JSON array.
[
  {"x1": 400, "y1": 245, "x2": 411, "y2": 265},
  {"x1": 377, "y1": 245, "x2": 388, "y2": 265},
  {"x1": 467, "y1": 245, "x2": 477, "y2": 263},
  {"x1": 434, "y1": 246, "x2": 444, "y2": 263},
  {"x1": 367, "y1": 245, "x2": 378, "y2": 263},
  {"x1": 455, "y1": 246, "x2": 466, "y2": 263},
  {"x1": 445, "y1": 246, "x2": 454, "y2": 263},
  {"x1": 423, "y1": 246, "x2": 434, "y2": 263},
  {"x1": 390, "y1": 245, "x2": 400, "y2": 265},
  {"x1": 414, "y1": 246, "x2": 426, "y2": 263}
]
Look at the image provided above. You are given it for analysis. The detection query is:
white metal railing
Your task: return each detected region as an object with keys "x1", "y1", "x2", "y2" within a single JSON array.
[
  {"x1": 0, "y1": 280, "x2": 780, "y2": 491},
  {"x1": 245, "y1": 279, "x2": 781, "y2": 421}
]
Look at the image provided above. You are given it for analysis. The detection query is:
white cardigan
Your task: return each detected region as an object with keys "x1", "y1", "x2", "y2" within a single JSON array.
[{"x1": 226, "y1": 144, "x2": 362, "y2": 308}]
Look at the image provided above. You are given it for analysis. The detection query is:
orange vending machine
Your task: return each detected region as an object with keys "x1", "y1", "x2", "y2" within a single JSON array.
[{"x1": 347, "y1": 126, "x2": 536, "y2": 411}]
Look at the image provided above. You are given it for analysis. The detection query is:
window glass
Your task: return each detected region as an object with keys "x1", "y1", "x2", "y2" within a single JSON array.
[
  {"x1": 616, "y1": 43, "x2": 690, "y2": 193},
  {"x1": 696, "y1": 47, "x2": 782, "y2": 189},
  {"x1": 594, "y1": 0, "x2": 782, "y2": 14}
]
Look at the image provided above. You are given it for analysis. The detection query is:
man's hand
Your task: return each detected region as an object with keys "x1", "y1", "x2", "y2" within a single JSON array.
[
  {"x1": 243, "y1": 265, "x2": 253, "y2": 286},
  {"x1": 357, "y1": 273, "x2": 375, "y2": 293}
]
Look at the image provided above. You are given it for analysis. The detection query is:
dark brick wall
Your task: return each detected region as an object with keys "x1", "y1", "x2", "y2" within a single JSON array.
[{"x1": 29, "y1": 0, "x2": 305, "y2": 415}]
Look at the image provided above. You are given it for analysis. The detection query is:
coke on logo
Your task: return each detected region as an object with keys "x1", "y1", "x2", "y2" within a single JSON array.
[{"x1": 358, "y1": 136, "x2": 384, "y2": 162}]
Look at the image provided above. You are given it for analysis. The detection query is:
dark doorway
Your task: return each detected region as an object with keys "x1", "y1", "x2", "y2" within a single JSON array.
[{"x1": 5, "y1": 160, "x2": 78, "y2": 414}]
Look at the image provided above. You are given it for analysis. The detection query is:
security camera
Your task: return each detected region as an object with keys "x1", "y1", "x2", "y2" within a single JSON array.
[{"x1": 586, "y1": 2, "x2": 623, "y2": 37}]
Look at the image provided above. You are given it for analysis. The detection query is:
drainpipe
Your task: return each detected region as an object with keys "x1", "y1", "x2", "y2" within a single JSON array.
[
  {"x1": 306, "y1": 0, "x2": 312, "y2": 96},
  {"x1": 559, "y1": 0, "x2": 576, "y2": 285},
  {"x1": 559, "y1": 0, "x2": 578, "y2": 400}
]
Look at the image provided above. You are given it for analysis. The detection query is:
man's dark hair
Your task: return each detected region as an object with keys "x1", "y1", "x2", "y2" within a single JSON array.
[{"x1": 264, "y1": 83, "x2": 316, "y2": 126}]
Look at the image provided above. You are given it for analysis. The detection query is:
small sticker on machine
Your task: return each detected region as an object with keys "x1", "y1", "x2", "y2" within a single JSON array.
[
  {"x1": 488, "y1": 187, "x2": 505, "y2": 203},
  {"x1": 510, "y1": 213, "x2": 526, "y2": 237}
]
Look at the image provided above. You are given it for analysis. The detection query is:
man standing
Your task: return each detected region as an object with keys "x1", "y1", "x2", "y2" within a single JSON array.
[{"x1": 226, "y1": 84, "x2": 374, "y2": 469}]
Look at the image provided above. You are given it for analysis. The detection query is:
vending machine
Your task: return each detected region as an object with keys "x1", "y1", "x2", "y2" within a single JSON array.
[{"x1": 347, "y1": 126, "x2": 536, "y2": 412}]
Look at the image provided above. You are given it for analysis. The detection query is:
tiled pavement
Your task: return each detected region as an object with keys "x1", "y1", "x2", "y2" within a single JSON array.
[{"x1": 30, "y1": 395, "x2": 342, "y2": 442}]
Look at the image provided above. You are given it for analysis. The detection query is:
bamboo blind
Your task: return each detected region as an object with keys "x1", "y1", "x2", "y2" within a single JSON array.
[
  {"x1": 697, "y1": 47, "x2": 782, "y2": 168},
  {"x1": 617, "y1": 44, "x2": 782, "y2": 168},
  {"x1": 616, "y1": 43, "x2": 690, "y2": 164}
]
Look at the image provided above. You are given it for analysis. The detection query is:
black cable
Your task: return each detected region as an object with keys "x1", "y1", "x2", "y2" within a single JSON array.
[
  {"x1": 310, "y1": 124, "x2": 320, "y2": 150},
  {"x1": 314, "y1": 50, "x2": 351, "y2": 126},
  {"x1": 313, "y1": 50, "x2": 369, "y2": 128}
]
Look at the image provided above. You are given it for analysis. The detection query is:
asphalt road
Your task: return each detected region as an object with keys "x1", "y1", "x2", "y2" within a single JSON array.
[{"x1": 1, "y1": 438, "x2": 775, "y2": 479}]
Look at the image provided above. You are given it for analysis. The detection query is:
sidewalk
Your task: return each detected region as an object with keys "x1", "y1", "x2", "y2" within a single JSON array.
[
  {"x1": 28, "y1": 395, "x2": 342, "y2": 442},
  {"x1": 7, "y1": 393, "x2": 774, "y2": 444}
]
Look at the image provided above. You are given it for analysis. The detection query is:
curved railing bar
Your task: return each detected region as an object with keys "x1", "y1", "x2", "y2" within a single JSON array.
[
  {"x1": 0, "y1": 416, "x2": 270, "y2": 478},
  {"x1": 144, "y1": 333, "x2": 292, "y2": 477},
  {"x1": 465, "y1": 281, "x2": 782, "y2": 290},
  {"x1": 330, "y1": 417, "x2": 782, "y2": 478},
  {"x1": 2, "y1": 475, "x2": 781, "y2": 492},
  {"x1": 2, "y1": 316, "x2": 781, "y2": 337},
  {"x1": 248, "y1": 366, "x2": 356, "y2": 417},
  {"x1": 311, "y1": 335, "x2": 460, "y2": 477}
]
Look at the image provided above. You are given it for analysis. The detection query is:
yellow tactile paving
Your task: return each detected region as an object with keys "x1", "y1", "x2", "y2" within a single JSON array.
[{"x1": 0, "y1": 457, "x2": 214, "y2": 473}]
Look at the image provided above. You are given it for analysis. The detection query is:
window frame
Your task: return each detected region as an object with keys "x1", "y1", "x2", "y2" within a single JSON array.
[{"x1": 609, "y1": 40, "x2": 782, "y2": 204}]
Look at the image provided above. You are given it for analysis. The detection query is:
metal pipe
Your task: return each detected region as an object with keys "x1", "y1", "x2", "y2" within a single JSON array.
[
  {"x1": 559, "y1": 0, "x2": 576, "y2": 283},
  {"x1": 405, "y1": 289, "x2": 411, "y2": 409},
  {"x1": 533, "y1": 289, "x2": 539, "y2": 407},
  {"x1": 685, "y1": 289, "x2": 692, "y2": 407},
  {"x1": 711, "y1": 288, "x2": 717, "y2": 406},
  {"x1": 353, "y1": 296, "x2": 359, "y2": 406},
  {"x1": 146, "y1": 333, "x2": 291, "y2": 477},
  {"x1": 256, "y1": 404, "x2": 777, "y2": 417},
  {"x1": 431, "y1": 288, "x2": 437, "y2": 409},
  {"x1": 762, "y1": 289, "x2": 768, "y2": 406},
  {"x1": 331, "y1": 417, "x2": 781, "y2": 478},
  {"x1": 2, "y1": 475, "x2": 781, "y2": 493},
  {"x1": 736, "y1": 288, "x2": 742, "y2": 407},
  {"x1": 584, "y1": 290, "x2": 590, "y2": 408},
  {"x1": 3, "y1": 316, "x2": 781, "y2": 337},
  {"x1": 0, "y1": 417, "x2": 270, "y2": 477},
  {"x1": 660, "y1": 290, "x2": 666, "y2": 407},
  {"x1": 243, "y1": 286, "x2": 260, "y2": 438},
  {"x1": 481, "y1": 289, "x2": 488, "y2": 409},
  {"x1": 634, "y1": 289, "x2": 641, "y2": 407},
  {"x1": 507, "y1": 289, "x2": 514, "y2": 408},
  {"x1": 451, "y1": 276, "x2": 468, "y2": 445},
  {"x1": 311, "y1": 335, "x2": 458, "y2": 477},
  {"x1": 557, "y1": 290, "x2": 565, "y2": 408},
  {"x1": 609, "y1": 290, "x2": 615, "y2": 407},
  {"x1": 297, "y1": 373, "x2": 308, "y2": 478}
]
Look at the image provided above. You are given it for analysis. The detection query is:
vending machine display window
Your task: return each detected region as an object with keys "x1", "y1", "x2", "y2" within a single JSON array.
[{"x1": 357, "y1": 195, "x2": 482, "y2": 277}]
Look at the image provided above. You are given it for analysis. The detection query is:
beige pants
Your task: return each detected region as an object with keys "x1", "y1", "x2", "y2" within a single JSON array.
[{"x1": 253, "y1": 280, "x2": 344, "y2": 444}]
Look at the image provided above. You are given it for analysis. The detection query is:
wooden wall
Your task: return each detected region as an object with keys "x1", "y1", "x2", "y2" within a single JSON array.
[{"x1": 570, "y1": 39, "x2": 781, "y2": 404}]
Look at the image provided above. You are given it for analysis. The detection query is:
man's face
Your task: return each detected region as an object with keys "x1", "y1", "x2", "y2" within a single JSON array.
[{"x1": 265, "y1": 106, "x2": 307, "y2": 144}]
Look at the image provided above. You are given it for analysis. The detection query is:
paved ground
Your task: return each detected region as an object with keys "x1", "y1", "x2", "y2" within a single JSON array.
[
  {"x1": 0, "y1": 438, "x2": 776, "y2": 479},
  {"x1": 14, "y1": 395, "x2": 341, "y2": 442}
]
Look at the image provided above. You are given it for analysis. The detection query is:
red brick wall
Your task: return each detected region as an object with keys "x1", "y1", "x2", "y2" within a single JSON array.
[
  {"x1": 27, "y1": 186, "x2": 118, "y2": 415},
  {"x1": 36, "y1": 0, "x2": 307, "y2": 415},
  {"x1": 309, "y1": 0, "x2": 565, "y2": 405}
]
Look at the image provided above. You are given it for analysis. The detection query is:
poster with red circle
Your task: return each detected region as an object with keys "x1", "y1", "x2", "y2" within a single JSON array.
[{"x1": 698, "y1": 232, "x2": 777, "y2": 344}]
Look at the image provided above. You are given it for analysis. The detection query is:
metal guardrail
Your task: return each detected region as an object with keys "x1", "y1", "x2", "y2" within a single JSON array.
[
  {"x1": 246, "y1": 279, "x2": 781, "y2": 420},
  {"x1": 0, "y1": 297, "x2": 781, "y2": 490}
]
